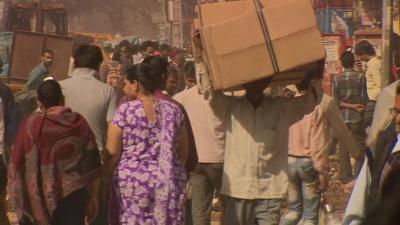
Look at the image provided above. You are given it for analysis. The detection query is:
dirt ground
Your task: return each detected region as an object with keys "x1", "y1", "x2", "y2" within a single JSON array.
[{"x1": 326, "y1": 155, "x2": 352, "y2": 220}]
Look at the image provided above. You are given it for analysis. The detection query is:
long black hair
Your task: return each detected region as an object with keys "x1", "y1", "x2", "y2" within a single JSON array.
[
  {"x1": 126, "y1": 64, "x2": 160, "y2": 94},
  {"x1": 142, "y1": 56, "x2": 169, "y2": 89}
]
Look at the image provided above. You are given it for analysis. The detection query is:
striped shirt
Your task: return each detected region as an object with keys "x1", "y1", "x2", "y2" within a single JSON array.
[{"x1": 332, "y1": 69, "x2": 369, "y2": 124}]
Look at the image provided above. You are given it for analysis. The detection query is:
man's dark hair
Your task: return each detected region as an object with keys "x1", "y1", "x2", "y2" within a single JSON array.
[
  {"x1": 355, "y1": 40, "x2": 376, "y2": 56},
  {"x1": 184, "y1": 61, "x2": 195, "y2": 79},
  {"x1": 37, "y1": 80, "x2": 63, "y2": 108},
  {"x1": 73, "y1": 45, "x2": 103, "y2": 70},
  {"x1": 169, "y1": 47, "x2": 183, "y2": 58},
  {"x1": 166, "y1": 65, "x2": 178, "y2": 79},
  {"x1": 341, "y1": 51, "x2": 355, "y2": 69},
  {"x1": 153, "y1": 41, "x2": 160, "y2": 50},
  {"x1": 296, "y1": 59, "x2": 326, "y2": 91},
  {"x1": 131, "y1": 44, "x2": 142, "y2": 54},
  {"x1": 42, "y1": 49, "x2": 54, "y2": 56},
  {"x1": 119, "y1": 40, "x2": 130, "y2": 48},
  {"x1": 160, "y1": 44, "x2": 170, "y2": 52},
  {"x1": 310, "y1": 59, "x2": 326, "y2": 79},
  {"x1": 142, "y1": 41, "x2": 154, "y2": 51},
  {"x1": 111, "y1": 51, "x2": 121, "y2": 61},
  {"x1": 72, "y1": 38, "x2": 90, "y2": 55},
  {"x1": 296, "y1": 74, "x2": 313, "y2": 91}
]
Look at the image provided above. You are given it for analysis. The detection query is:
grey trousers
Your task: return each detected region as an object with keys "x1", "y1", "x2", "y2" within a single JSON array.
[
  {"x1": 363, "y1": 101, "x2": 376, "y2": 128},
  {"x1": 338, "y1": 122, "x2": 366, "y2": 183},
  {"x1": 190, "y1": 163, "x2": 223, "y2": 225},
  {"x1": 223, "y1": 196, "x2": 282, "y2": 225}
]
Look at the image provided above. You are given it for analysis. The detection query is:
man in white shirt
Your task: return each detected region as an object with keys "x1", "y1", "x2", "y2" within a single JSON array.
[
  {"x1": 354, "y1": 40, "x2": 387, "y2": 128},
  {"x1": 174, "y1": 62, "x2": 225, "y2": 225}
]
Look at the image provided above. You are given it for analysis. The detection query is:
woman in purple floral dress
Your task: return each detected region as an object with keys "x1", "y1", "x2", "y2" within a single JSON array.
[{"x1": 104, "y1": 63, "x2": 188, "y2": 225}]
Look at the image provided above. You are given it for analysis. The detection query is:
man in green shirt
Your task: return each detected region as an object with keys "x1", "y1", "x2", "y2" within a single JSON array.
[{"x1": 15, "y1": 49, "x2": 54, "y2": 118}]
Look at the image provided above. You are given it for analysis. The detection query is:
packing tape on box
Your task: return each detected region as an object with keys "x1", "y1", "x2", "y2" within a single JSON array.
[{"x1": 253, "y1": 0, "x2": 280, "y2": 74}]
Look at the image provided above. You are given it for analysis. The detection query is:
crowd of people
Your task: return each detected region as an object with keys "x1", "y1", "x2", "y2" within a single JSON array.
[{"x1": 0, "y1": 30, "x2": 397, "y2": 225}]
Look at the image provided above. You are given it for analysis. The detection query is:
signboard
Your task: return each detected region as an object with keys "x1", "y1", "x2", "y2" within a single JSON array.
[
  {"x1": 356, "y1": 1, "x2": 374, "y2": 26},
  {"x1": 315, "y1": 8, "x2": 354, "y2": 38},
  {"x1": 9, "y1": 31, "x2": 73, "y2": 81},
  {"x1": 322, "y1": 35, "x2": 344, "y2": 95},
  {"x1": 324, "y1": 36, "x2": 343, "y2": 74}
]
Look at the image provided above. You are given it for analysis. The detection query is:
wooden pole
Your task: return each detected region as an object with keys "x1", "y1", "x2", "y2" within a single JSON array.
[{"x1": 382, "y1": 0, "x2": 394, "y2": 84}]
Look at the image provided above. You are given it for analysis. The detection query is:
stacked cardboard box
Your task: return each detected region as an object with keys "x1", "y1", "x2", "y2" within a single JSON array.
[{"x1": 196, "y1": 0, "x2": 325, "y2": 90}]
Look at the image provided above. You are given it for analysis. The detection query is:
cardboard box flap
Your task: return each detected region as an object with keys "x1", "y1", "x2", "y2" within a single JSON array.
[
  {"x1": 262, "y1": 0, "x2": 317, "y2": 40},
  {"x1": 202, "y1": 24, "x2": 275, "y2": 89},
  {"x1": 274, "y1": 27, "x2": 325, "y2": 72},
  {"x1": 217, "y1": 44, "x2": 275, "y2": 86},
  {"x1": 207, "y1": 12, "x2": 266, "y2": 57},
  {"x1": 201, "y1": 26, "x2": 224, "y2": 88},
  {"x1": 199, "y1": 1, "x2": 252, "y2": 26}
]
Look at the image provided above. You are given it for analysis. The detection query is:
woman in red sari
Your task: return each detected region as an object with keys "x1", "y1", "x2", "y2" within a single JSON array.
[{"x1": 8, "y1": 80, "x2": 102, "y2": 225}]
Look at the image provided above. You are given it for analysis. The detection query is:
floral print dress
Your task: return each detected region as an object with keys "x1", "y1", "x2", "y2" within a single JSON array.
[{"x1": 110, "y1": 99, "x2": 187, "y2": 225}]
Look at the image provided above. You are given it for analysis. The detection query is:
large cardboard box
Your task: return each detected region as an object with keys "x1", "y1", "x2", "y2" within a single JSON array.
[{"x1": 198, "y1": 0, "x2": 325, "y2": 90}]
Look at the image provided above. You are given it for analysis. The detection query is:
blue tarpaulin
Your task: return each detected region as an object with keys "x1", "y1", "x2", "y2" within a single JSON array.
[
  {"x1": 0, "y1": 32, "x2": 13, "y2": 77},
  {"x1": 315, "y1": 8, "x2": 354, "y2": 38}
]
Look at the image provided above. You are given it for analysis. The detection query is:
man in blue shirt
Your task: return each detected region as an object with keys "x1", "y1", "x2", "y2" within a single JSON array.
[{"x1": 24, "y1": 49, "x2": 54, "y2": 90}]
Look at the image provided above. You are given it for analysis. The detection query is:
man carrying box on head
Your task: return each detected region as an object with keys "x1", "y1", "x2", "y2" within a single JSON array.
[{"x1": 193, "y1": 31, "x2": 324, "y2": 225}]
